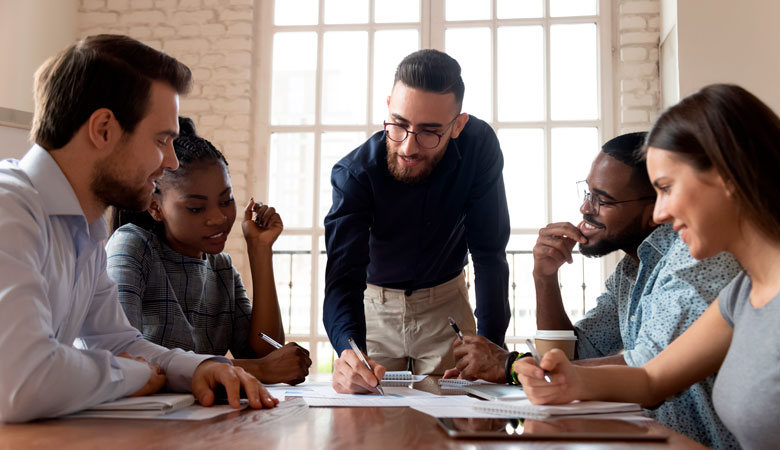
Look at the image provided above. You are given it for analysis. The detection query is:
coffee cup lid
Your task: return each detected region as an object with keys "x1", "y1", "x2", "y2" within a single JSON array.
[{"x1": 535, "y1": 330, "x2": 577, "y2": 340}]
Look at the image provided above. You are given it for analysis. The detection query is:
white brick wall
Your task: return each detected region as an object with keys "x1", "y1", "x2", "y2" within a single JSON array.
[
  {"x1": 79, "y1": 0, "x2": 255, "y2": 277},
  {"x1": 615, "y1": 0, "x2": 661, "y2": 134}
]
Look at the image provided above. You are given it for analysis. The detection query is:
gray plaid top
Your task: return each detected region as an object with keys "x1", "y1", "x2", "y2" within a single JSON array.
[{"x1": 105, "y1": 224, "x2": 256, "y2": 359}]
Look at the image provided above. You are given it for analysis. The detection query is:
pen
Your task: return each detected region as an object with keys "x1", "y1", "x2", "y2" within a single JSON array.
[
  {"x1": 347, "y1": 337, "x2": 385, "y2": 396},
  {"x1": 448, "y1": 316, "x2": 464, "y2": 342},
  {"x1": 258, "y1": 332, "x2": 283, "y2": 349},
  {"x1": 525, "y1": 339, "x2": 552, "y2": 384}
]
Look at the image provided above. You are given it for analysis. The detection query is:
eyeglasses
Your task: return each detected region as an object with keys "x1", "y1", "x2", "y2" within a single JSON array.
[
  {"x1": 383, "y1": 117, "x2": 458, "y2": 150},
  {"x1": 576, "y1": 180, "x2": 655, "y2": 215}
]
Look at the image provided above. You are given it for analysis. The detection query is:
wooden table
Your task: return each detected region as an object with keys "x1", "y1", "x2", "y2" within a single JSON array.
[{"x1": 0, "y1": 377, "x2": 706, "y2": 450}]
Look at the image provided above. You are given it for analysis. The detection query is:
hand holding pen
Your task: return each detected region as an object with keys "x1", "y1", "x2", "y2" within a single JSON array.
[
  {"x1": 348, "y1": 337, "x2": 385, "y2": 395},
  {"x1": 526, "y1": 339, "x2": 553, "y2": 383},
  {"x1": 242, "y1": 198, "x2": 283, "y2": 247}
]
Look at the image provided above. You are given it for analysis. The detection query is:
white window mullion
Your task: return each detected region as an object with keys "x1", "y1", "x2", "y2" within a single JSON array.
[{"x1": 544, "y1": 0, "x2": 553, "y2": 224}]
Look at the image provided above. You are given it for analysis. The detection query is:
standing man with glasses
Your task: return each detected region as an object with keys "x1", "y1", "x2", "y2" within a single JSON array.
[
  {"x1": 446, "y1": 132, "x2": 741, "y2": 449},
  {"x1": 324, "y1": 49, "x2": 510, "y2": 394}
]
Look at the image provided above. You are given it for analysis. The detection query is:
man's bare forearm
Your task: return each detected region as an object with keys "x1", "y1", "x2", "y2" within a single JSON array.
[
  {"x1": 534, "y1": 272, "x2": 575, "y2": 330},
  {"x1": 573, "y1": 354, "x2": 626, "y2": 367}
]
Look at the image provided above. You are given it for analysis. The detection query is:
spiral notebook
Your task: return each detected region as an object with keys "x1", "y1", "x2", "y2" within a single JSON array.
[
  {"x1": 379, "y1": 371, "x2": 428, "y2": 386},
  {"x1": 437, "y1": 378, "x2": 492, "y2": 392},
  {"x1": 473, "y1": 399, "x2": 641, "y2": 419}
]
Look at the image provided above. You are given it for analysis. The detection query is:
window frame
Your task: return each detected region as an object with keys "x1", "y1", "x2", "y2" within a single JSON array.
[{"x1": 254, "y1": 0, "x2": 614, "y2": 371}]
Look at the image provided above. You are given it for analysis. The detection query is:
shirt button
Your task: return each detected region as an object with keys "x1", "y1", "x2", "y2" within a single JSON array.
[{"x1": 630, "y1": 315, "x2": 637, "y2": 322}]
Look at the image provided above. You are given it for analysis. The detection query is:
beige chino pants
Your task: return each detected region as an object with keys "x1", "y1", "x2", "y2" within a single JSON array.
[{"x1": 363, "y1": 272, "x2": 476, "y2": 375}]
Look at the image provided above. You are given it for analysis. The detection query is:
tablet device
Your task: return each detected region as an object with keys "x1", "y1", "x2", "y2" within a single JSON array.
[
  {"x1": 436, "y1": 417, "x2": 668, "y2": 441},
  {"x1": 461, "y1": 384, "x2": 527, "y2": 401}
]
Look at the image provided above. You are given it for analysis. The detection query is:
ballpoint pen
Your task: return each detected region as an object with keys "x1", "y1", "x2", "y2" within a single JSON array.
[
  {"x1": 448, "y1": 316, "x2": 464, "y2": 343},
  {"x1": 258, "y1": 332, "x2": 283, "y2": 349},
  {"x1": 347, "y1": 336, "x2": 385, "y2": 396},
  {"x1": 526, "y1": 339, "x2": 552, "y2": 383}
]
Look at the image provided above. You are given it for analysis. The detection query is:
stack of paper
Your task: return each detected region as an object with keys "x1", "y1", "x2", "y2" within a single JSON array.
[{"x1": 63, "y1": 393, "x2": 249, "y2": 421}]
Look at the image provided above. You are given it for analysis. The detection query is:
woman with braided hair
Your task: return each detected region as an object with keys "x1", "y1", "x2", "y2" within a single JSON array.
[{"x1": 107, "y1": 116, "x2": 311, "y2": 386}]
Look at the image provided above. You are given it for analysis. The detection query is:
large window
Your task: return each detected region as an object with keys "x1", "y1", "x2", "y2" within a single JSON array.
[{"x1": 256, "y1": 0, "x2": 612, "y2": 373}]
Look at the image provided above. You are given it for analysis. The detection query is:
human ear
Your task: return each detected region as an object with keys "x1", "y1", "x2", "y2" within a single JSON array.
[
  {"x1": 86, "y1": 108, "x2": 120, "y2": 150},
  {"x1": 449, "y1": 113, "x2": 470, "y2": 139},
  {"x1": 147, "y1": 197, "x2": 164, "y2": 222}
]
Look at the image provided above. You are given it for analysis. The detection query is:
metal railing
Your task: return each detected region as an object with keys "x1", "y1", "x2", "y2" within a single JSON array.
[{"x1": 271, "y1": 249, "x2": 592, "y2": 372}]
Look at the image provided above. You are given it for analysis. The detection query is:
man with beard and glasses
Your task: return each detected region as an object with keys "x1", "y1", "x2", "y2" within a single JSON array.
[
  {"x1": 0, "y1": 35, "x2": 277, "y2": 423},
  {"x1": 324, "y1": 49, "x2": 510, "y2": 394},
  {"x1": 444, "y1": 132, "x2": 741, "y2": 449}
]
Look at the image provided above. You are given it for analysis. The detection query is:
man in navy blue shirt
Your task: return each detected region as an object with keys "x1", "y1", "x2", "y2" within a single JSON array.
[{"x1": 324, "y1": 49, "x2": 511, "y2": 394}]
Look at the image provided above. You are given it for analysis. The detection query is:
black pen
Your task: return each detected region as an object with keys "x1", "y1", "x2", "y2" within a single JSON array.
[{"x1": 448, "y1": 316, "x2": 464, "y2": 342}]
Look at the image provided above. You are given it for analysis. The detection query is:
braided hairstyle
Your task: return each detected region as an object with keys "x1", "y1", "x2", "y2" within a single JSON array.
[{"x1": 110, "y1": 116, "x2": 228, "y2": 234}]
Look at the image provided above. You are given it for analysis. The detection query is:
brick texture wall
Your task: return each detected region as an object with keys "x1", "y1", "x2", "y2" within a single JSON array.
[
  {"x1": 79, "y1": 0, "x2": 255, "y2": 277},
  {"x1": 614, "y1": 0, "x2": 661, "y2": 134}
]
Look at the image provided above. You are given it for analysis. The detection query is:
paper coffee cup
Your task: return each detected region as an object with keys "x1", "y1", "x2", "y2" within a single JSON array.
[{"x1": 534, "y1": 330, "x2": 577, "y2": 360}]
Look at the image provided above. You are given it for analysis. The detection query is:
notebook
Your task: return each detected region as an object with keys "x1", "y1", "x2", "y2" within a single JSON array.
[
  {"x1": 66, "y1": 393, "x2": 195, "y2": 418},
  {"x1": 473, "y1": 399, "x2": 642, "y2": 419},
  {"x1": 437, "y1": 378, "x2": 492, "y2": 392},
  {"x1": 380, "y1": 371, "x2": 428, "y2": 386}
]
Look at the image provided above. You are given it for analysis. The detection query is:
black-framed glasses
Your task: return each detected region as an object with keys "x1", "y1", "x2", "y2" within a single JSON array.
[
  {"x1": 383, "y1": 117, "x2": 458, "y2": 150},
  {"x1": 576, "y1": 180, "x2": 655, "y2": 215}
]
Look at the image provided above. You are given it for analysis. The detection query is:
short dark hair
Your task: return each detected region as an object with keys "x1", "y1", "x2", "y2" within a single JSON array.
[
  {"x1": 32, "y1": 34, "x2": 192, "y2": 150},
  {"x1": 393, "y1": 49, "x2": 465, "y2": 109},
  {"x1": 644, "y1": 83, "x2": 780, "y2": 242},
  {"x1": 110, "y1": 116, "x2": 228, "y2": 235},
  {"x1": 601, "y1": 132, "x2": 653, "y2": 193}
]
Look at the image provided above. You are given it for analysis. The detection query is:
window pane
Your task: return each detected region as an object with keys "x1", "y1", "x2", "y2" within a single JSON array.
[
  {"x1": 550, "y1": 23, "x2": 598, "y2": 120},
  {"x1": 550, "y1": 127, "x2": 599, "y2": 223},
  {"x1": 497, "y1": 0, "x2": 543, "y2": 18},
  {"x1": 317, "y1": 341, "x2": 337, "y2": 373},
  {"x1": 274, "y1": 0, "x2": 318, "y2": 25},
  {"x1": 505, "y1": 234, "x2": 537, "y2": 337},
  {"x1": 269, "y1": 133, "x2": 314, "y2": 227},
  {"x1": 271, "y1": 33, "x2": 317, "y2": 125},
  {"x1": 498, "y1": 128, "x2": 545, "y2": 228},
  {"x1": 497, "y1": 26, "x2": 544, "y2": 122},
  {"x1": 445, "y1": 27, "x2": 492, "y2": 121},
  {"x1": 319, "y1": 132, "x2": 367, "y2": 224},
  {"x1": 446, "y1": 0, "x2": 489, "y2": 21},
  {"x1": 324, "y1": 0, "x2": 368, "y2": 24},
  {"x1": 322, "y1": 31, "x2": 368, "y2": 125},
  {"x1": 273, "y1": 235, "x2": 312, "y2": 335},
  {"x1": 375, "y1": 0, "x2": 420, "y2": 23},
  {"x1": 550, "y1": 0, "x2": 598, "y2": 17},
  {"x1": 373, "y1": 29, "x2": 419, "y2": 124}
]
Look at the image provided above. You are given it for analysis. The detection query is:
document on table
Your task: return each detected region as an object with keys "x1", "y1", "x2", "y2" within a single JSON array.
[{"x1": 63, "y1": 393, "x2": 249, "y2": 421}]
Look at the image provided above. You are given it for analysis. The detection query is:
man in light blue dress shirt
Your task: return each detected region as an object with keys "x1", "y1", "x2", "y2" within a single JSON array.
[{"x1": 0, "y1": 35, "x2": 276, "y2": 423}]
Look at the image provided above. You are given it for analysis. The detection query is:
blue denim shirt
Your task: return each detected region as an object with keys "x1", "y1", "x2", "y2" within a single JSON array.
[
  {"x1": 323, "y1": 115, "x2": 511, "y2": 355},
  {"x1": 575, "y1": 223, "x2": 741, "y2": 449}
]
